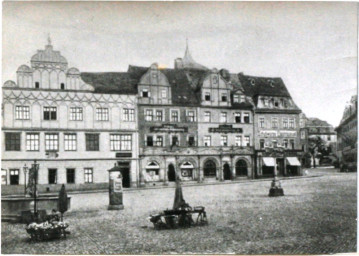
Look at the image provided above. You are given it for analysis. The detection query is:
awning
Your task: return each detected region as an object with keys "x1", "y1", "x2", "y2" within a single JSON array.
[
  {"x1": 262, "y1": 157, "x2": 275, "y2": 166},
  {"x1": 286, "y1": 157, "x2": 301, "y2": 166}
]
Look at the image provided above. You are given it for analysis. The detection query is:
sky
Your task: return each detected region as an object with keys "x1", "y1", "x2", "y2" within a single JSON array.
[{"x1": 2, "y1": 2, "x2": 357, "y2": 127}]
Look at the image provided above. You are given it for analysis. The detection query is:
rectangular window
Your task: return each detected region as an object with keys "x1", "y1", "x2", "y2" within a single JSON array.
[
  {"x1": 64, "y1": 134, "x2": 77, "y2": 151},
  {"x1": 221, "y1": 93, "x2": 227, "y2": 102},
  {"x1": 235, "y1": 136, "x2": 242, "y2": 146},
  {"x1": 146, "y1": 136, "x2": 153, "y2": 147},
  {"x1": 43, "y1": 107, "x2": 57, "y2": 120},
  {"x1": 123, "y1": 109, "x2": 135, "y2": 121},
  {"x1": 301, "y1": 130, "x2": 306, "y2": 139},
  {"x1": 70, "y1": 107, "x2": 83, "y2": 121},
  {"x1": 244, "y1": 136, "x2": 250, "y2": 146},
  {"x1": 110, "y1": 134, "x2": 132, "y2": 151},
  {"x1": 48, "y1": 169, "x2": 57, "y2": 184},
  {"x1": 204, "y1": 136, "x2": 211, "y2": 147},
  {"x1": 188, "y1": 136, "x2": 195, "y2": 146},
  {"x1": 145, "y1": 109, "x2": 153, "y2": 121},
  {"x1": 221, "y1": 135, "x2": 228, "y2": 146},
  {"x1": 45, "y1": 134, "x2": 59, "y2": 151},
  {"x1": 172, "y1": 136, "x2": 179, "y2": 146},
  {"x1": 84, "y1": 168, "x2": 93, "y2": 183},
  {"x1": 171, "y1": 110, "x2": 179, "y2": 122},
  {"x1": 327, "y1": 135, "x2": 331, "y2": 141},
  {"x1": 273, "y1": 140, "x2": 278, "y2": 148},
  {"x1": 290, "y1": 139, "x2": 295, "y2": 149},
  {"x1": 155, "y1": 110, "x2": 163, "y2": 121},
  {"x1": 86, "y1": 134, "x2": 99, "y2": 151},
  {"x1": 260, "y1": 139, "x2": 265, "y2": 149},
  {"x1": 15, "y1": 106, "x2": 30, "y2": 120},
  {"x1": 289, "y1": 118, "x2": 295, "y2": 128},
  {"x1": 156, "y1": 136, "x2": 163, "y2": 147},
  {"x1": 220, "y1": 112, "x2": 227, "y2": 123},
  {"x1": 283, "y1": 139, "x2": 288, "y2": 148},
  {"x1": 283, "y1": 118, "x2": 289, "y2": 128},
  {"x1": 26, "y1": 133, "x2": 39, "y2": 151},
  {"x1": 233, "y1": 95, "x2": 239, "y2": 103},
  {"x1": 142, "y1": 89, "x2": 149, "y2": 98},
  {"x1": 161, "y1": 89, "x2": 167, "y2": 98},
  {"x1": 187, "y1": 111, "x2": 195, "y2": 122},
  {"x1": 9, "y1": 169, "x2": 19, "y2": 185},
  {"x1": 5, "y1": 133, "x2": 21, "y2": 151},
  {"x1": 243, "y1": 113, "x2": 250, "y2": 123},
  {"x1": 235, "y1": 113, "x2": 241, "y2": 123},
  {"x1": 205, "y1": 92, "x2": 211, "y2": 101},
  {"x1": 96, "y1": 108, "x2": 109, "y2": 121},
  {"x1": 204, "y1": 111, "x2": 211, "y2": 122},
  {"x1": 240, "y1": 96, "x2": 245, "y2": 103},
  {"x1": 66, "y1": 169, "x2": 75, "y2": 184},
  {"x1": 259, "y1": 117, "x2": 265, "y2": 128},
  {"x1": 272, "y1": 118, "x2": 278, "y2": 128}
]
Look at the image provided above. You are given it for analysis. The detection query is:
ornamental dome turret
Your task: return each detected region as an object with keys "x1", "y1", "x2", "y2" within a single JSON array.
[
  {"x1": 67, "y1": 67, "x2": 80, "y2": 75},
  {"x1": 3, "y1": 80, "x2": 17, "y2": 88},
  {"x1": 17, "y1": 65, "x2": 33, "y2": 73},
  {"x1": 30, "y1": 36, "x2": 68, "y2": 70}
]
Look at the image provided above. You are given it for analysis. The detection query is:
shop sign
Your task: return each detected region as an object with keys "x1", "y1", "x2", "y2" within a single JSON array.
[
  {"x1": 209, "y1": 125, "x2": 243, "y2": 133},
  {"x1": 150, "y1": 124, "x2": 188, "y2": 133}
]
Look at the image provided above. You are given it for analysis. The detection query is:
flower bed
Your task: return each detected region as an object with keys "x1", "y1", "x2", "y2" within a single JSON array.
[{"x1": 26, "y1": 221, "x2": 69, "y2": 241}]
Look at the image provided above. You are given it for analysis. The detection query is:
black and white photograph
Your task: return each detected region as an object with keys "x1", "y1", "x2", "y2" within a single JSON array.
[{"x1": 1, "y1": 1, "x2": 357, "y2": 254}]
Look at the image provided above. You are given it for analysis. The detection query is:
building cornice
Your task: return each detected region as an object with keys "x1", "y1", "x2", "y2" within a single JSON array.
[{"x1": 2, "y1": 127, "x2": 138, "y2": 133}]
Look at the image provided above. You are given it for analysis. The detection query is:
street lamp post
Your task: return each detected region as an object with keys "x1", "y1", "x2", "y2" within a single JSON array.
[
  {"x1": 31, "y1": 160, "x2": 40, "y2": 220},
  {"x1": 269, "y1": 161, "x2": 284, "y2": 197},
  {"x1": 23, "y1": 164, "x2": 28, "y2": 196}
]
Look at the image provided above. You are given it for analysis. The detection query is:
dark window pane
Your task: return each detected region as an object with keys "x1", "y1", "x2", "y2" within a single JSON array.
[
  {"x1": 66, "y1": 169, "x2": 75, "y2": 184},
  {"x1": 48, "y1": 169, "x2": 57, "y2": 184},
  {"x1": 86, "y1": 134, "x2": 99, "y2": 151},
  {"x1": 5, "y1": 133, "x2": 21, "y2": 151}
]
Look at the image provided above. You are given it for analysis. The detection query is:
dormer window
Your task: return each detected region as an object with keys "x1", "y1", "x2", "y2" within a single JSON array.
[
  {"x1": 142, "y1": 89, "x2": 149, "y2": 98},
  {"x1": 35, "y1": 82, "x2": 40, "y2": 89},
  {"x1": 61, "y1": 83, "x2": 65, "y2": 90},
  {"x1": 212, "y1": 76, "x2": 218, "y2": 84},
  {"x1": 205, "y1": 92, "x2": 211, "y2": 101},
  {"x1": 221, "y1": 93, "x2": 227, "y2": 102},
  {"x1": 233, "y1": 95, "x2": 239, "y2": 103},
  {"x1": 274, "y1": 101, "x2": 279, "y2": 107}
]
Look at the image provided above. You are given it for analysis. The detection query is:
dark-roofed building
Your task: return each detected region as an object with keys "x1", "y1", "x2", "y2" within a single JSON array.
[
  {"x1": 2, "y1": 40, "x2": 139, "y2": 194},
  {"x1": 238, "y1": 73, "x2": 303, "y2": 177}
]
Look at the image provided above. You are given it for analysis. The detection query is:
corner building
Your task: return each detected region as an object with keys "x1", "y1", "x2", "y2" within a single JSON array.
[
  {"x1": 2, "y1": 41, "x2": 139, "y2": 194},
  {"x1": 238, "y1": 74, "x2": 303, "y2": 177}
]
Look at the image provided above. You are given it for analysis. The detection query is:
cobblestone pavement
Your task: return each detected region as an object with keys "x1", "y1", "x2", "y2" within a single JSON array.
[{"x1": 2, "y1": 169, "x2": 356, "y2": 254}]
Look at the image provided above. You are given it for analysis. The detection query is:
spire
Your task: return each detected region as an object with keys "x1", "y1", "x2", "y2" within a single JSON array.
[
  {"x1": 183, "y1": 38, "x2": 195, "y2": 63},
  {"x1": 47, "y1": 33, "x2": 52, "y2": 46}
]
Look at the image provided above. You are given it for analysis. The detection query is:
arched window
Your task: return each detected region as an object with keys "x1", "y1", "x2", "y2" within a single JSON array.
[
  {"x1": 145, "y1": 161, "x2": 160, "y2": 182},
  {"x1": 180, "y1": 162, "x2": 194, "y2": 179},
  {"x1": 203, "y1": 160, "x2": 216, "y2": 177}
]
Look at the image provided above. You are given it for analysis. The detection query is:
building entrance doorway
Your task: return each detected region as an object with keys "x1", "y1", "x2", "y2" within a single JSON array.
[
  {"x1": 117, "y1": 161, "x2": 131, "y2": 188},
  {"x1": 168, "y1": 164, "x2": 176, "y2": 182},
  {"x1": 203, "y1": 160, "x2": 216, "y2": 177},
  {"x1": 223, "y1": 163, "x2": 231, "y2": 180},
  {"x1": 236, "y1": 159, "x2": 248, "y2": 176},
  {"x1": 276, "y1": 158, "x2": 285, "y2": 176}
]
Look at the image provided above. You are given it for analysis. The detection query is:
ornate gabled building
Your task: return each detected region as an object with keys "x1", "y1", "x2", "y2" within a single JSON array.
[
  {"x1": 2, "y1": 40, "x2": 139, "y2": 194},
  {"x1": 238, "y1": 74, "x2": 303, "y2": 177},
  {"x1": 2, "y1": 39, "x2": 304, "y2": 193}
]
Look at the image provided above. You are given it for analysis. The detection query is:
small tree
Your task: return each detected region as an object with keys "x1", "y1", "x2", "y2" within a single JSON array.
[
  {"x1": 308, "y1": 136, "x2": 326, "y2": 168},
  {"x1": 58, "y1": 184, "x2": 68, "y2": 221}
]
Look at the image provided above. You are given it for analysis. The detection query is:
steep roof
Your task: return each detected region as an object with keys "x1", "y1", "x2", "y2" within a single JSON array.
[
  {"x1": 237, "y1": 73, "x2": 291, "y2": 97},
  {"x1": 80, "y1": 72, "x2": 138, "y2": 94},
  {"x1": 306, "y1": 117, "x2": 332, "y2": 127}
]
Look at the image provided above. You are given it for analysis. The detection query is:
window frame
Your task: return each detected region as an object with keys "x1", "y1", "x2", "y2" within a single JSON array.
[
  {"x1": 204, "y1": 135, "x2": 211, "y2": 147},
  {"x1": 15, "y1": 105, "x2": 30, "y2": 120},
  {"x1": 220, "y1": 112, "x2": 227, "y2": 123},
  {"x1": 155, "y1": 110, "x2": 163, "y2": 121},
  {"x1": 5, "y1": 132, "x2": 21, "y2": 151},
  {"x1": 45, "y1": 133, "x2": 59, "y2": 151},
  {"x1": 204, "y1": 111, "x2": 211, "y2": 122},
  {"x1": 43, "y1": 106, "x2": 57, "y2": 121},
  {"x1": 171, "y1": 109, "x2": 180, "y2": 122},
  {"x1": 204, "y1": 92, "x2": 211, "y2": 101},
  {"x1": 110, "y1": 134, "x2": 132, "y2": 151},
  {"x1": 85, "y1": 133, "x2": 100, "y2": 151},
  {"x1": 221, "y1": 135, "x2": 228, "y2": 146},
  {"x1": 9, "y1": 169, "x2": 19, "y2": 185},
  {"x1": 70, "y1": 107, "x2": 83, "y2": 121},
  {"x1": 26, "y1": 133, "x2": 40, "y2": 151},
  {"x1": 64, "y1": 133, "x2": 77, "y2": 151},
  {"x1": 48, "y1": 168, "x2": 57, "y2": 184},
  {"x1": 84, "y1": 168, "x2": 93, "y2": 183},
  {"x1": 243, "y1": 112, "x2": 250, "y2": 123},
  {"x1": 235, "y1": 136, "x2": 242, "y2": 146},
  {"x1": 96, "y1": 107, "x2": 109, "y2": 121},
  {"x1": 123, "y1": 108, "x2": 135, "y2": 122},
  {"x1": 66, "y1": 168, "x2": 75, "y2": 184},
  {"x1": 145, "y1": 109, "x2": 153, "y2": 122}
]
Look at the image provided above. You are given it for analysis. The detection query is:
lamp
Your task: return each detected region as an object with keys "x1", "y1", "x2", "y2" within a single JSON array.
[
  {"x1": 31, "y1": 160, "x2": 40, "y2": 219},
  {"x1": 23, "y1": 164, "x2": 28, "y2": 196}
]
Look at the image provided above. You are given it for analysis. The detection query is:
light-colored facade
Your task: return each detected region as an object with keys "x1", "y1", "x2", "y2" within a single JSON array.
[
  {"x1": 335, "y1": 95, "x2": 357, "y2": 168},
  {"x1": 2, "y1": 41, "x2": 139, "y2": 194}
]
